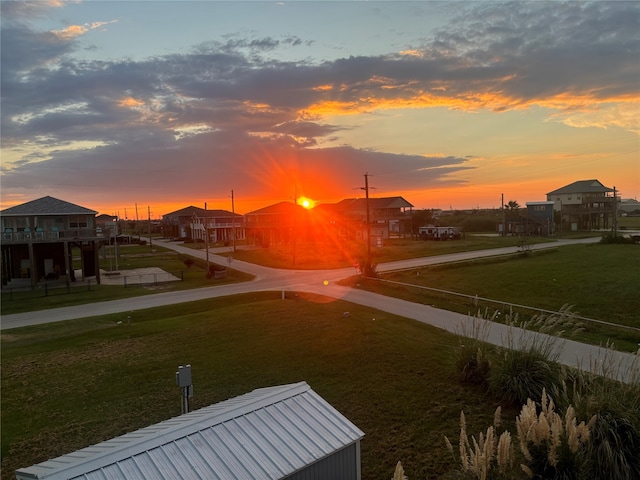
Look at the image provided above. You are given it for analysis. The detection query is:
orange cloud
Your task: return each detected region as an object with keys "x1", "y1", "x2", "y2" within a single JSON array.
[
  {"x1": 118, "y1": 97, "x2": 145, "y2": 108},
  {"x1": 51, "y1": 20, "x2": 117, "y2": 40},
  {"x1": 301, "y1": 78, "x2": 640, "y2": 133}
]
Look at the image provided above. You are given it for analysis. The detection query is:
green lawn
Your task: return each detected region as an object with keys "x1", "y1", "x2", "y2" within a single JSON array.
[
  {"x1": 348, "y1": 243, "x2": 640, "y2": 351},
  {"x1": 1, "y1": 292, "x2": 499, "y2": 480},
  {"x1": 230, "y1": 235, "x2": 554, "y2": 269},
  {"x1": 3, "y1": 240, "x2": 639, "y2": 479},
  {"x1": 1, "y1": 246, "x2": 253, "y2": 316}
]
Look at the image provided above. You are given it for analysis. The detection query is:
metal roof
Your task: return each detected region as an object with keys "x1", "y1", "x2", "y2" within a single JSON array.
[
  {"x1": 0, "y1": 196, "x2": 97, "y2": 216},
  {"x1": 546, "y1": 179, "x2": 613, "y2": 195},
  {"x1": 244, "y1": 201, "x2": 302, "y2": 216},
  {"x1": 333, "y1": 197, "x2": 414, "y2": 211},
  {"x1": 162, "y1": 206, "x2": 239, "y2": 219},
  {"x1": 15, "y1": 382, "x2": 364, "y2": 480}
]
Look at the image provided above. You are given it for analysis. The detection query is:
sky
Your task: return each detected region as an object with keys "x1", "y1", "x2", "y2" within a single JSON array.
[{"x1": 1, "y1": 0, "x2": 638, "y2": 218}]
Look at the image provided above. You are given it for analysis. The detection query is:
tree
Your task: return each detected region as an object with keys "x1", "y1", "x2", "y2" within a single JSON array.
[
  {"x1": 504, "y1": 200, "x2": 521, "y2": 221},
  {"x1": 411, "y1": 209, "x2": 435, "y2": 236}
]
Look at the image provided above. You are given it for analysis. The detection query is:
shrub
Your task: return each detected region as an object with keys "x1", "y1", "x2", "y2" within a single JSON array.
[
  {"x1": 455, "y1": 311, "x2": 493, "y2": 386},
  {"x1": 488, "y1": 308, "x2": 581, "y2": 408},
  {"x1": 445, "y1": 408, "x2": 516, "y2": 480},
  {"x1": 445, "y1": 390, "x2": 595, "y2": 480},
  {"x1": 183, "y1": 258, "x2": 194, "y2": 268},
  {"x1": 561, "y1": 347, "x2": 640, "y2": 480},
  {"x1": 600, "y1": 233, "x2": 633, "y2": 244},
  {"x1": 515, "y1": 390, "x2": 595, "y2": 480},
  {"x1": 489, "y1": 345, "x2": 564, "y2": 408},
  {"x1": 357, "y1": 255, "x2": 378, "y2": 277}
]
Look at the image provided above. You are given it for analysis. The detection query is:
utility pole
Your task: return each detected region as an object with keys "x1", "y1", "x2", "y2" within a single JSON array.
[
  {"x1": 292, "y1": 188, "x2": 297, "y2": 266},
  {"x1": 204, "y1": 202, "x2": 210, "y2": 276},
  {"x1": 148, "y1": 205, "x2": 152, "y2": 249},
  {"x1": 231, "y1": 189, "x2": 236, "y2": 253},
  {"x1": 364, "y1": 173, "x2": 371, "y2": 271},
  {"x1": 613, "y1": 186, "x2": 618, "y2": 236},
  {"x1": 501, "y1": 193, "x2": 505, "y2": 237}
]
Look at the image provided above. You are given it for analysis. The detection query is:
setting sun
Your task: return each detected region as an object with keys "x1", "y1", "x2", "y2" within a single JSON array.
[{"x1": 298, "y1": 197, "x2": 314, "y2": 209}]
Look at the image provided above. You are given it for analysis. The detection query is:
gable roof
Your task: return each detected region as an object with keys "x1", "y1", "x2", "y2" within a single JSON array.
[
  {"x1": 547, "y1": 179, "x2": 613, "y2": 196},
  {"x1": 15, "y1": 382, "x2": 364, "y2": 480},
  {"x1": 163, "y1": 206, "x2": 239, "y2": 218},
  {"x1": 0, "y1": 196, "x2": 97, "y2": 216},
  {"x1": 333, "y1": 196, "x2": 414, "y2": 211},
  {"x1": 245, "y1": 201, "x2": 304, "y2": 216}
]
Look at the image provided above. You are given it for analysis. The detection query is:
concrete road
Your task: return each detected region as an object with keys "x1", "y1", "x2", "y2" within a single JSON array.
[{"x1": 3, "y1": 236, "x2": 637, "y2": 382}]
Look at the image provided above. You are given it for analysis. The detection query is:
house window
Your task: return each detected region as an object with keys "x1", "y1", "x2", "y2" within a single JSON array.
[{"x1": 69, "y1": 216, "x2": 88, "y2": 228}]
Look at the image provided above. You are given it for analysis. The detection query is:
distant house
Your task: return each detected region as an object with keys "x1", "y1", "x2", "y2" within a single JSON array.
[
  {"x1": 619, "y1": 198, "x2": 640, "y2": 217},
  {"x1": 547, "y1": 179, "x2": 618, "y2": 231},
  {"x1": 244, "y1": 201, "x2": 309, "y2": 246},
  {"x1": 525, "y1": 201, "x2": 555, "y2": 236},
  {"x1": 1, "y1": 196, "x2": 100, "y2": 288},
  {"x1": 319, "y1": 196, "x2": 414, "y2": 242},
  {"x1": 15, "y1": 381, "x2": 365, "y2": 480},
  {"x1": 162, "y1": 206, "x2": 244, "y2": 245}
]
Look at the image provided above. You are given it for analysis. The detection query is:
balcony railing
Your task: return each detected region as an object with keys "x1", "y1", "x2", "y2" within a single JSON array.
[{"x1": 2, "y1": 228, "x2": 99, "y2": 243}]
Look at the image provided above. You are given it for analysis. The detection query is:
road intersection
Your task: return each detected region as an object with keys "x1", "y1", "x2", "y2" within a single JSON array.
[{"x1": 2, "y1": 236, "x2": 637, "y2": 382}]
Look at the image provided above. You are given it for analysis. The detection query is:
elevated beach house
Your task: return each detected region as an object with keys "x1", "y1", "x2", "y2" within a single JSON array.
[{"x1": 1, "y1": 196, "x2": 101, "y2": 288}]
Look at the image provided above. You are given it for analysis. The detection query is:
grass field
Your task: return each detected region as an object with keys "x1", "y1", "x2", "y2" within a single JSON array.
[
  {"x1": 0, "y1": 245, "x2": 254, "y2": 316},
  {"x1": 229, "y1": 234, "x2": 554, "y2": 269},
  {"x1": 1, "y1": 292, "x2": 501, "y2": 480},
  {"x1": 347, "y1": 243, "x2": 640, "y2": 351}
]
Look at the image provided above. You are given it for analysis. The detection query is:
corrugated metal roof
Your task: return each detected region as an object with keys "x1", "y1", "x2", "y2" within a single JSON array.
[
  {"x1": 0, "y1": 196, "x2": 97, "y2": 216},
  {"x1": 15, "y1": 382, "x2": 364, "y2": 480}
]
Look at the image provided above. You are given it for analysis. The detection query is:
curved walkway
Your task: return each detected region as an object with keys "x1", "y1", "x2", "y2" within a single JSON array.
[{"x1": 2, "y1": 236, "x2": 637, "y2": 382}]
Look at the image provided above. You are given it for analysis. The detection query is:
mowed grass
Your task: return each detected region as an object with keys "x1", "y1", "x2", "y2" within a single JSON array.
[
  {"x1": 231, "y1": 235, "x2": 553, "y2": 269},
  {"x1": 1, "y1": 292, "x2": 500, "y2": 480},
  {"x1": 1, "y1": 245, "x2": 253, "y2": 316},
  {"x1": 351, "y1": 243, "x2": 640, "y2": 351}
]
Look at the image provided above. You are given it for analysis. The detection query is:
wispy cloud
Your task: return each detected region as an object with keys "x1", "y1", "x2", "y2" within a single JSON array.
[{"x1": 51, "y1": 20, "x2": 117, "y2": 40}]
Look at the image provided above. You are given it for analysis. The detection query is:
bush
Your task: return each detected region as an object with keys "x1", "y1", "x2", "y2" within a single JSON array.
[
  {"x1": 357, "y1": 255, "x2": 378, "y2": 277},
  {"x1": 589, "y1": 409, "x2": 640, "y2": 480},
  {"x1": 445, "y1": 391, "x2": 595, "y2": 480},
  {"x1": 183, "y1": 258, "x2": 194, "y2": 268},
  {"x1": 489, "y1": 346, "x2": 564, "y2": 408},
  {"x1": 562, "y1": 349, "x2": 640, "y2": 480},
  {"x1": 455, "y1": 311, "x2": 493, "y2": 386},
  {"x1": 487, "y1": 308, "x2": 582, "y2": 408},
  {"x1": 600, "y1": 233, "x2": 633, "y2": 244}
]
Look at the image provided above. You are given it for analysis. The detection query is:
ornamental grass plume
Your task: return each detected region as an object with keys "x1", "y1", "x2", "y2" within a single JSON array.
[
  {"x1": 448, "y1": 390, "x2": 595, "y2": 479},
  {"x1": 515, "y1": 388, "x2": 595, "y2": 477},
  {"x1": 446, "y1": 406, "x2": 514, "y2": 480},
  {"x1": 392, "y1": 461, "x2": 408, "y2": 480}
]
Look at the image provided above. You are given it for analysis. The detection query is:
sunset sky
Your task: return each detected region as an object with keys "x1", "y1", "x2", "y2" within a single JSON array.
[{"x1": 1, "y1": 1, "x2": 638, "y2": 217}]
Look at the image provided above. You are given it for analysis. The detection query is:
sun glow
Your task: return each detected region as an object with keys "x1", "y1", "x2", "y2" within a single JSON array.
[{"x1": 298, "y1": 197, "x2": 314, "y2": 209}]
